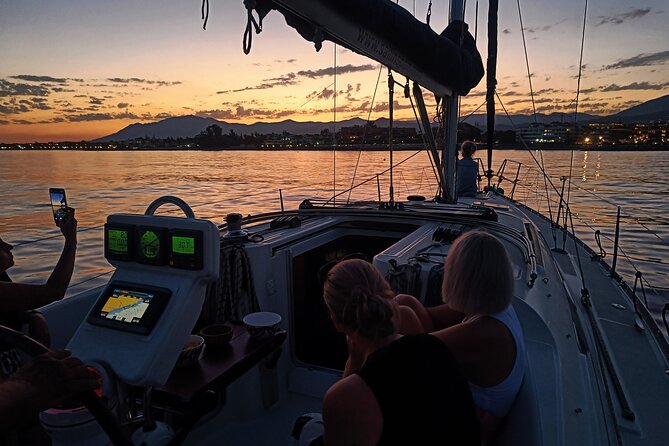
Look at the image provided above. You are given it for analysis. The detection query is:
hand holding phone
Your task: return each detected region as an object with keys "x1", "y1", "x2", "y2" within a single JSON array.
[{"x1": 49, "y1": 188, "x2": 68, "y2": 225}]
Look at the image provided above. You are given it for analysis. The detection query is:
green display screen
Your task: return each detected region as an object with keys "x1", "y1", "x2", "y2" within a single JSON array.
[
  {"x1": 108, "y1": 229, "x2": 128, "y2": 254},
  {"x1": 172, "y1": 236, "x2": 195, "y2": 255}
]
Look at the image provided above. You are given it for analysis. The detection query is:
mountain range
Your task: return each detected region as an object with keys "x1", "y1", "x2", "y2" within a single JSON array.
[{"x1": 94, "y1": 94, "x2": 669, "y2": 142}]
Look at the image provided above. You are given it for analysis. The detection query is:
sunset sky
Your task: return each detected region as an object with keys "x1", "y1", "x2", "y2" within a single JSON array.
[{"x1": 1, "y1": 0, "x2": 668, "y2": 143}]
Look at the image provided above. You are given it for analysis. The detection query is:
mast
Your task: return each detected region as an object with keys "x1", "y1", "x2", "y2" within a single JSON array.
[
  {"x1": 486, "y1": 0, "x2": 499, "y2": 187},
  {"x1": 444, "y1": 0, "x2": 465, "y2": 203}
]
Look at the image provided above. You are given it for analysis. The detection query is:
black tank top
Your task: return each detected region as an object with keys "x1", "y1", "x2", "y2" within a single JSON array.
[{"x1": 356, "y1": 334, "x2": 480, "y2": 445}]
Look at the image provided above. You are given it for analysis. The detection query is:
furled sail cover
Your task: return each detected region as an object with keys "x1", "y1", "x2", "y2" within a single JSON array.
[{"x1": 250, "y1": 0, "x2": 484, "y2": 96}]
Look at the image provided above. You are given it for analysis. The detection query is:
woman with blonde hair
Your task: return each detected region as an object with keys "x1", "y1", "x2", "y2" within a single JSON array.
[
  {"x1": 396, "y1": 230, "x2": 525, "y2": 443},
  {"x1": 321, "y1": 259, "x2": 479, "y2": 446}
]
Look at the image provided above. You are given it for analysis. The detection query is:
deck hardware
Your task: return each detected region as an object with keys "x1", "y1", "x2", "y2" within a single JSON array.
[
  {"x1": 662, "y1": 304, "x2": 669, "y2": 335},
  {"x1": 610, "y1": 206, "x2": 621, "y2": 278},
  {"x1": 546, "y1": 294, "x2": 551, "y2": 298},
  {"x1": 279, "y1": 189, "x2": 284, "y2": 213},
  {"x1": 527, "y1": 272, "x2": 537, "y2": 288},
  {"x1": 299, "y1": 199, "x2": 314, "y2": 209},
  {"x1": 592, "y1": 230, "x2": 606, "y2": 261},
  {"x1": 566, "y1": 334, "x2": 571, "y2": 339},
  {"x1": 270, "y1": 216, "x2": 301, "y2": 229},
  {"x1": 574, "y1": 408, "x2": 582, "y2": 414},
  {"x1": 224, "y1": 213, "x2": 248, "y2": 239},
  {"x1": 611, "y1": 303, "x2": 625, "y2": 310},
  {"x1": 631, "y1": 271, "x2": 648, "y2": 316},
  {"x1": 542, "y1": 277, "x2": 549, "y2": 284}
]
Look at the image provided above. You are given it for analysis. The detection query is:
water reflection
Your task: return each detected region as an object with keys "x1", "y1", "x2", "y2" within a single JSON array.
[
  {"x1": 1, "y1": 149, "x2": 668, "y2": 302},
  {"x1": 582, "y1": 151, "x2": 588, "y2": 182}
]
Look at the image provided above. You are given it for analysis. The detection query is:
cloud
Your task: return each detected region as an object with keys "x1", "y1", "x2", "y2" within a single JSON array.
[
  {"x1": 217, "y1": 73, "x2": 298, "y2": 94},
  {"x1": 154, "y1": 112, "x2": 175, "y2": 120},
  {"x1": 51, "y1": 87, "x2": 76, "y2": 93},
  {"x1": 0, "y1": 96, "x2": 52, "y2": 114},
  {"x1": 89, "y1": 96, "x2": 105, "y2": 105},
  {"x1": 0, "y1": 79, "x2": 50, "y2": 97},
  {"x1": 595, "y1": 8, "x2": 651, "y2": 26},
  {"x1": 600, "y1": 81, "x2": 669, "y2": 91},
  {"x1": 217, "y1": 64, "x2": 375, "y2": 94},
  {"x1": 10, "y1": 75, "x2": 68, "y2": 83},
  {"x1": 107, "y1": 77, "x2": 182, "y2": 87},
  {"x1": 66, "y1": 113, "x2": 115, "y2": 122},
  {"x1": 0, "y1": 119, "x2": 9, "y2": 125},
  {"x1": 296, "y1": 64, "x2": 375, "y2": 79},
  {"x1": 117, "y1": 102, "x2": 129, "y2": 108},
  {"x1": 522, "y1": 18, "x2": 567, "y2": 34},
  {"x1": 0, "y1": 103, "x2": 29, "y2": 114},
  {"x1": 603, "y1": 50, "x2": 669, "y2": 69},
  {"x1": 115, "y1": 112, "x2": 140, "y2": 120}
]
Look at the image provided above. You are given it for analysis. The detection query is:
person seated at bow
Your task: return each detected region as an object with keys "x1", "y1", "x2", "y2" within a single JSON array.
[
  {"x1": 321, "y1": 259, "x2": 480, "y2": 446},
  {"x1": 0, "y1": 207, "x2": 78, "y2": 378},
  {"x1": 396, "y1": 230, "x2": 526, "y2": 443},
  {"x1": 456, "y1": 140, "x2": 479, "y2": 197}
]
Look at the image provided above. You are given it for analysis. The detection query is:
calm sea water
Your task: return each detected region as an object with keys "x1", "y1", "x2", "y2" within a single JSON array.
[{"x1": 1, "y1": 149, "x2": 667, "y2": 321}]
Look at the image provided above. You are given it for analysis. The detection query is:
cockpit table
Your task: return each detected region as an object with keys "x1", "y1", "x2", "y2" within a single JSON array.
[{"x1": 154, "y1": 322, "x2": 286, "y2": 407}]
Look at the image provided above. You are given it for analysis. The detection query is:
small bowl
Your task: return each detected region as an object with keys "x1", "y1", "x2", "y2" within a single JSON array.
[
  {"x1": 175, "y1": 335, "x2": 204, "y2": 368},
  {"x1": 243, "y1": 312, "x2": 282, "y2": 340},
  {"x1": 199, "y1": 324, "x2": 233, "y2": 347}
]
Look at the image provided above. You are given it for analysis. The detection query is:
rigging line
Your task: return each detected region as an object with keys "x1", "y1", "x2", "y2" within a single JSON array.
[
  {"x1": 11, "y1": 224, "x2": 106, "y2": 248},
  {"x1": 333, "y1": 43, "x2": 337, "y2": 207},
  {"x1": 406, "y1": 81, "x2": 440, "y2": 188},
  {"x1": 570, "y1": 181, "x2": 669, "y2": 228},
  {"x1": 474, "y1": 1, "x2": 479, "y2": 43},
  {"x1": 516, "y1": 0, "x2": 538, "y2": 123},
  {"x1": 347, "y1": 64, "x2": 384, "y2": 204},
  {"x1": 300, "y1": 83, "x2": 334, "y2": 108},
  {"x1": 324, "y1": 150, "x2": 425, "y2": 205},
  {"x1": 566, "y1": 0, "x2": 589, "y2": 229},
  {"x1": 569, "y1": 211, "x2": 666, "y2": 289},
  {"x1": 495, "y1": 91, "x2": 564, "y2": 200},
  {"x1": 459, "y1": 98, "x2": 487, "y2": 124},
  {"x1": 516, "y1": 0, "x2": 553, "y2": 226},
  {"x1": 69, "y1": 270, "x2": 114, "y2": 289}
]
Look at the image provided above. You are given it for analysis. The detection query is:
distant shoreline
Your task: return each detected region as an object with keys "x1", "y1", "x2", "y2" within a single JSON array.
[{"x1": 2, "y1": 143, "x2": 668, "y2": 151}]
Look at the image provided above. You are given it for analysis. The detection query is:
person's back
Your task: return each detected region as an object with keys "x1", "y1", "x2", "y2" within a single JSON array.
[
  {"x1": 456, "y1": 141, "x2": 478, "y2": 197},
  {"x1": 357, "y1": 333, "x2": 479, "y2": 445},
  {"x1": 320, "y1": 259, "x2": 480, "y2": 446}
]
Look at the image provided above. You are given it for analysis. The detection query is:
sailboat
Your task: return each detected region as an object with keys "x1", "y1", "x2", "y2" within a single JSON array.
[{"x1": 3, "y1": 1, "x2": 668, "y2": 445}]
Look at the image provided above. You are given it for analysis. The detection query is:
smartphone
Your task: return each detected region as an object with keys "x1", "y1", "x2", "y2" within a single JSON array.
[{"x1": 49, "y1": 188, "x2": 68, "y2": 224}]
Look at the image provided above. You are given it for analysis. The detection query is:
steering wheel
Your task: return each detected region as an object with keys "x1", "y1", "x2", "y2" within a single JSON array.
[
  {"x1": 145, "y1": 196, "x2": 195, "y2": 219},
  {"x1": 0, "y1": 324, "x2": 134, "y2": 446}
]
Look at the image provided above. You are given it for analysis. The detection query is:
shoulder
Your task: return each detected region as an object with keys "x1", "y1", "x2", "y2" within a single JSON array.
[
  {"x1": 324, "y1": 374, "x2": 378, "y2": 414},
  {"x1": 431, "y1": 317, "x2": 513, "y2": 360},
  {"x1": 323, "y1": 375, "x2": 382, "y2": 446}
]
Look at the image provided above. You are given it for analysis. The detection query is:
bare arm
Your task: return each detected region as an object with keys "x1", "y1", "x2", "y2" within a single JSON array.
[
  {"x1": 0, "y1": 209, "x2": 77, "y2": 312},
  {"x1": 394, "y1": 294, "x2": 464, "y2": 332}
]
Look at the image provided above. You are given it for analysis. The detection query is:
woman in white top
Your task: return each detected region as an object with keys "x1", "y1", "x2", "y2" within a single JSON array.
[{"x1": 396, "y1": 229, "x2": 525, "y2": 444}]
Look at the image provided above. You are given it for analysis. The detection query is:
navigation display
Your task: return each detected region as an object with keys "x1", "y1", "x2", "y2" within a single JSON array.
[
  {"x1": 104, "y1": 224, "x2": 134, "y2": 261},
  {"x1": 88, "y1": 283, "x2": 171, "y2": 335},
  {"x1": 100, "y1": 288, "x2": 153, "y2": 324},
  {"x1": 169, "y1": 229, "x2": 203, "y2": 270}
]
